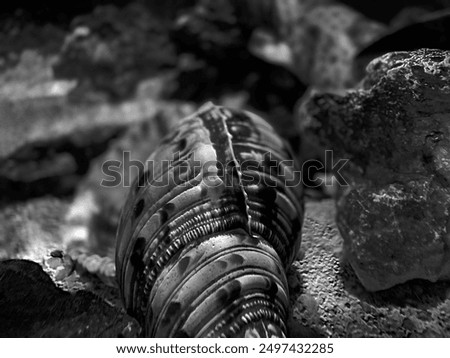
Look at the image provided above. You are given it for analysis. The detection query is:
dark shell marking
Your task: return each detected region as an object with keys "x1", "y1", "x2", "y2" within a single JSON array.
[{"x1": 115, "y1": 102, "x2": 303, "y2": 337}]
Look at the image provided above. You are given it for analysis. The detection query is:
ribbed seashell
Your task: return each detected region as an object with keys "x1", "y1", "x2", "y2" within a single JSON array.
[{"x1": 115, "y1": 102, "x2": 303, "y2": 337}]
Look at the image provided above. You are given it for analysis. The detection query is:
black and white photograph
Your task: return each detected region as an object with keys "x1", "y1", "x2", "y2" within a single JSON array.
[{"x1": 0, "y1": 0, "x2": 449, "y2": 351}]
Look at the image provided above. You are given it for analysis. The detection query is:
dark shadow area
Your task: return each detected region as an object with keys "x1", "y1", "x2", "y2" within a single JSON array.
[
  {"x1": 0, "y1": 1, "x2": 132, "y2": 27},
  {"x1": 340, "y1": 0, "x2": 450, "y2": 23},
  {"x1": 0, "y1": 259, "x2": 138, "y2": 337}
]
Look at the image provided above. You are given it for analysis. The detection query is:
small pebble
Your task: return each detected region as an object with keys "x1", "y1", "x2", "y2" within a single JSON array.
[
  {"x1": 55, "y1": 266, "x2": 72, "y2": 281},
  {"x1": 84, "y1": 254, "x2": 102, "y2": 273},
  {"x1": 50, "y1": 249, "x2": 64, "y2": 258},
  {"x1": 46, "y1": 257, "x2": 63, "y2": 269}
]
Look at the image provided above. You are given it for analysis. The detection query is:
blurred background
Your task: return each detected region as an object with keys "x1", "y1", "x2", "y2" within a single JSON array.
[{"x1": 1, "y1": 0, "x2": 449, "y2": 200}]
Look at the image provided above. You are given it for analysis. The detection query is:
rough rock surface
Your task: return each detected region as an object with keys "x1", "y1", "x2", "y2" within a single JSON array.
[
  {"x1": 300, "y1": 49, "x2": 450, "y2": 291},
  {"x1": 0, "y1": 259, "x2": 139, "y2": 337},
  {"x1": 356, "y1": 10, "x2": 450, "y2": 78},
  {"x1": 291, "y1": 200, "x2": 450, "y2": 337}
]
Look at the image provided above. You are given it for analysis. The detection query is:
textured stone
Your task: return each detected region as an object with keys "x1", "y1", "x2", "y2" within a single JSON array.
[
  {"x1": 356, "y1": 11, "x2": 450, "y2": 79},
  {"x1": 0, "y1": 259, "x2": 139, "y2": 337},
  {"x1": 299, "y1": 49, "x2": 450, "y2": 291},
  {"x1": 289, "y1": 199, "x2": 450, "y2": 337},
  {"x1": 337, "y1": 181, "x2": 450, "y2": 291}
]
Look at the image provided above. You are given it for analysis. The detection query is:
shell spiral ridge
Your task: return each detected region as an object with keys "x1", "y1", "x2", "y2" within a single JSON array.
[{"x1": 115, "y1": 102, "x2": 304, "y2": 337}]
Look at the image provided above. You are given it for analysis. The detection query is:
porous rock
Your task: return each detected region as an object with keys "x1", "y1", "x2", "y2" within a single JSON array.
[
  {"x1": 300, "y1": 49, "x2": 450, "y2": 291},
  {"x1": 355, "y1": 10, "x2": 450, "y2": 79}
]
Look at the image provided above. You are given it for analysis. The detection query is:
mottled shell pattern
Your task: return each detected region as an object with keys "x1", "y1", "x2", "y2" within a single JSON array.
[{"x1": 115, "y1": 102, "x2": 303, "y2": 337}]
